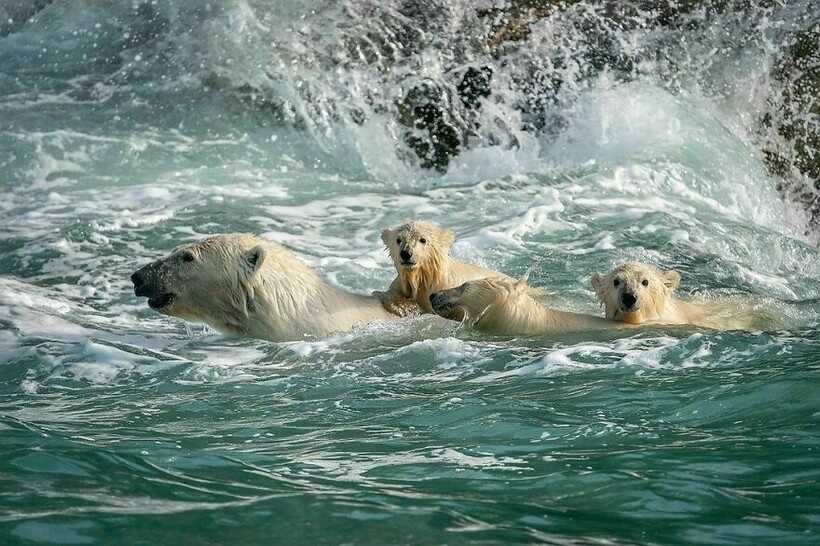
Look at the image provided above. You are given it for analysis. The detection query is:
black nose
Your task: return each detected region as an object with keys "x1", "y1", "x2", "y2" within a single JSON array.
[
  {"x1": 131, "y1": 264, "x2": 153, "y2": 296},
  {"x1": 621, "y1": 292, "x2": 637, "y2": 308},
  {"x1": 131, "y1": 269, "x2": 144, "y2": 289},
  {"x1": 400, "y1": 249, "x2": 412, "y2": 261},
  {"x1": 429, "y1": 292, "x2": 445, "y2": 310}
]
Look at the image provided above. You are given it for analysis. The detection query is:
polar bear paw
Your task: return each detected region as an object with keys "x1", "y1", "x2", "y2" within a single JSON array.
[{"x1": 373, "y1": 290, "x2": 422, "y2": 318}]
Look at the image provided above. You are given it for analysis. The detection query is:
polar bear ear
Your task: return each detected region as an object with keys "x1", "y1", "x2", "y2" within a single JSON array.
[
  {"x1": 512, "y1": 275, "x2": 536, "y2": 296},
  {"x1": 662, "y1": 270, "x2": 681, "y2": 291},
  {"x1": 590, "y1": 273, "x2": 606, "y2": 298},
  {"x1": 380, "y1": 228, "x2": 395, "y2": 247},
  {"x1": 246, "y1": 245, "x2": 267, "y2": 275},
  {"x1": 439, "y1": 227, "x2": 455, "y2": 248}
]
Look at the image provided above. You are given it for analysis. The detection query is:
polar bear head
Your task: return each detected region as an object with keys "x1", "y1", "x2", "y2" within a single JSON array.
[
  {"x1": 131, "y1": 233, "x2": 320, "y2": 336},
  {"x1": 590, "y1": 262, "x2": 681, "y2": 324},
  {"x1": 381, "y1": 220, "x2": 455, "y2": 274},
  {"x1": 429, "y1": 276, "x2": 543, "y2": 333}
]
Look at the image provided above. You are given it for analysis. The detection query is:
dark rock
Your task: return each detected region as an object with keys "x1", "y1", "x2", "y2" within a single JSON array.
[
  {"x1": 762, "y1": 23, "x2": 820, "y2": 231},
  {"x1": 457, "y1": 66, "x2": 493, "y2": 110},
  {"x1": 394, "y1": 65, "x2": 496, "y2": 172},
  {"x1": 397, "y1": 80, "x2": 464, "y2": 172}
]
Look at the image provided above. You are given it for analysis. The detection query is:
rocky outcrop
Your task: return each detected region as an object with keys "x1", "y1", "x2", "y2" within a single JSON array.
[
  {"x1": 208, "y1": 0, "x2": 818, "y2": 236},
  {"x1": 396, "y1": 67, "x2": 493, "y2": 171},
  {"x1": 761, "y1": 24, "x2": 820, "y2": 231}
]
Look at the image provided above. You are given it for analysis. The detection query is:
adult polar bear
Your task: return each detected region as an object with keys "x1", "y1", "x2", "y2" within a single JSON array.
[
  {"x1": 131, "y1": 233, "x2": 401, "y2": 341},
  {"x1": 375, "y1": 220, "x2": 509, "y2": 315}
]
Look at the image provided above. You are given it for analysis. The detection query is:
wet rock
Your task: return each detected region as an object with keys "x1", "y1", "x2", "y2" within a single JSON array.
[
  {"x1": 762, "y1": 24, "x2": 820, "y2": 231},
  {"x1": 457, "y1": 66, "x2": 493, "y2": 110},
  {"x1": 484, "y1": 0, "x2": 578, "y2": 50},
  {"x1": 397, "y1": 79, "x2": 464, "y2": 172},
  {"x1": 395, "y1": 66, "x2": 496, "y2": 172}
]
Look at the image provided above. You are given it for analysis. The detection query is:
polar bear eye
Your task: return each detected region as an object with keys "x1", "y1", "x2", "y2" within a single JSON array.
[
  {"x1": 613, "y1": 279, "x2": 620, "y2": 287},
  {"x1": 396, "y1": 237, "x2": 402, "y2": 244},
  {"x1": 641, "y1": 279, "x2": 649, "y2": 286},
  {"x1": 181, "y1": 251, "x2": 196, "y2": 263},
  {"x1": 419, "y1": 238, "x2": 427, "y2": 244}
]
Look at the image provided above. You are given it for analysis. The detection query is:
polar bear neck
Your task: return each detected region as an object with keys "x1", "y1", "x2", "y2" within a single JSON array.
[
  {"x1": 400, "y1": 250, "x2": 494, "y2": 297},
  {"x1": 242, "y1": 258, "x2": 393, "y2": 341}
]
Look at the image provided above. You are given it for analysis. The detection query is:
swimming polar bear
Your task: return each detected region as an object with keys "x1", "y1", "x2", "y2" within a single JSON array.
[
  {"x1": 375, "y1": 220, "x2": 509, "y2": 316},
  {"x1": 590, "y1": 261, "x2": 772, "y2": 330},
  {"x1": 429, "y1": 276, "x2": 620, "y2": 335},
  {"x1": 131, "y1": 233, "x2": 403, "y2": 341}
]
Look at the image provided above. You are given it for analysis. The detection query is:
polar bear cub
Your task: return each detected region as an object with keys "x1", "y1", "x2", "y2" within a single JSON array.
[
  {"x1": 590, "y1": 261, "x2": 770, "y2": 330},
  {"x1": 375, "y1": 220, "x2": 509, "y2": 315},
  {"x1": 131, "y1": 233, "x2": 399, "y2": 342},
  {"x1": 590, "y1": 262, "x2": 683, "y2": 325},
  {"x1": 429, "y1": 277, "x2": 620, "y2": 335}
]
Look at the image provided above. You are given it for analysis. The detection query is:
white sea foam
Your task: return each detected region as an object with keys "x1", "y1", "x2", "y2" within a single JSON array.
[
  {"x1": 543, "y1": 81, "x2": 789, "y2": 231},
  {"x1": 461, "y1": 330, "x2": 787, "y2": 382},
  {"x1": 395, "y1": 337, "x2": 486, "y2": 370},
  {"x1": 441, "y1": 138, "x2": 542, "y2": 185},
  {"x1": 297, "y1": 445, "x2": 529, "y2": 485}
]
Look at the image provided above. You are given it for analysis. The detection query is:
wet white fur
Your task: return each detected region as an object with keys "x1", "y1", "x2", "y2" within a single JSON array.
[
  {"x1": 156, "y1": 233, "x2": 397, "y2": 341},
  {"x1": 591, "y1": 261, "x2": 772, "y2": 330},
  {"x1": 377, "y1": 220, "x2": 508, "y2": 314},
  {"x1": 432, "y1": 277, "x2": 621, "y2": 335}
]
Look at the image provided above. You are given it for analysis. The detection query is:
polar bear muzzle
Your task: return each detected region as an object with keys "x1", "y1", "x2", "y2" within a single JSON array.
[
  {"x1": 131, "y1": 260, "x2": 176, "y2": 311},
  {"x1": 429, "y1": 284, "x2": 467, "y2": 321}
]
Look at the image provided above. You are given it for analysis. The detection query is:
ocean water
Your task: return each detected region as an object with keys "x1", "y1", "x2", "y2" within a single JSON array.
[{"x1": 1, "y1": 1, "x2": 819, "y2": 544}]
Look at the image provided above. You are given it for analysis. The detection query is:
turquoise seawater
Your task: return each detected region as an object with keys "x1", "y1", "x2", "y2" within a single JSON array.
[{"x1": 1, "y1": 1, "x2": 819, "y2": 544}]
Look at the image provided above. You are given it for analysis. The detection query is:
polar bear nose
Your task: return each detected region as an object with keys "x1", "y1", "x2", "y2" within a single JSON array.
[
  {"x1": 400, "y1": 249, "x2": 413, "y2": 261},
  {"x1": 621, "y1": 292, "x2": 637, "y2": 308},
  {"x1": 131, "y1": 264, "x2": 154, "y2": 296},
  {"x1": 131, "y1": 269, "x2": 145, "y2": 290},
  {"x1": 429, "y1": 292, "x2": 451, "y2": 312}
]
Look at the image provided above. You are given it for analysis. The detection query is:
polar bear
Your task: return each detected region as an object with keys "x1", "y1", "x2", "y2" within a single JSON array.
[
  {"x1": 374, "y1": 220, "x2": 509, "y2": 315},
  {"x1": 429, "y1": 277, "x2": 620, "y2": 335},
  {"x1": 131, "y1": 233, "x2": 402, "y2": 341},
  {"x1": 590, "y1": 261, "x2": 770, "y2": 330}
]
